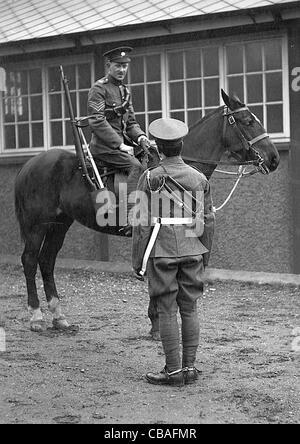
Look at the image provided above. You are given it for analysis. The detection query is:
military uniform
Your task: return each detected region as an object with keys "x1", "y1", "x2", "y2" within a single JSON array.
[
  {"x1": 88, "y1": 75, "x2": 145, "y2": 159},
  {"x1": 87, "y1": 47, "x2": 148, "y2": 223},
  {"x1": 132, "y1": 118, "x2": 215, "y2": 386}
]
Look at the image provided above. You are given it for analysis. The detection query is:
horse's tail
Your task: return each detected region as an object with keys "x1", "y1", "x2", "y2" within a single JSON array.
[{"x1": 14, "y1": 169, "x2": 28, "y2": 243}]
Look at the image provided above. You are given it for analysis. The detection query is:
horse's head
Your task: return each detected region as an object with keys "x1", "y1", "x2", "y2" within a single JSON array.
[{"x1": 221, "y1": 90, "x2": 280, "y2": 173}]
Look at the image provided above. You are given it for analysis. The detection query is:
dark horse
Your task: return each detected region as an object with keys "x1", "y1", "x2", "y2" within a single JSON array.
[{"x1": 14, "y1": 91, "x2": 280, "y2": 332}]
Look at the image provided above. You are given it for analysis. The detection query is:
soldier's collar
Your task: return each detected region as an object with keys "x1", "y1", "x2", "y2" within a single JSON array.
[{"x1": 161, "y1": 156, "x2": 185, "y2": 165}]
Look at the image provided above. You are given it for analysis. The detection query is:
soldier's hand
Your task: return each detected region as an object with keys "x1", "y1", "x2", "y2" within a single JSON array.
[
  {"x1": 133, "y1": 269, "x2": 145, "y2": 281},
  {"x1": 138, "y1": 135, "x2": 151, "y2": 151},
  {"x1": 120, "y1": 143, "x2": 134, "y2": 156}
]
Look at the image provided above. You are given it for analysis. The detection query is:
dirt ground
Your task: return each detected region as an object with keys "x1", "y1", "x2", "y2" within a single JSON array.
[{"x1": 0, "y1": 263, "x2": 299, "y2": 424}]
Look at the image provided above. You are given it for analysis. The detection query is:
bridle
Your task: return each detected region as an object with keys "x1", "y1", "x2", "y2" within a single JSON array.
[
  {"x1": 183, "y1": 106, "x2": 270, "y2": 175},
  {"x1": 222, "y1": 106, "x2": 270, "y2": 175}
]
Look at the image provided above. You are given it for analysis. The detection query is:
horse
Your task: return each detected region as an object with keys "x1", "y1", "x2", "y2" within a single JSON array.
[{"x1": 14, "y1": 90, "x2": 280, "y2": 332}]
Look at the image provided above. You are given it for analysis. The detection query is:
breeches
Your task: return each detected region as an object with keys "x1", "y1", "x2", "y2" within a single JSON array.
[
  {"x1": 93, "y1": 150, "x2": 144, "y2": 196},
  {"x1": 147, "y1": 255, "x2": 204, "y2": 371}
]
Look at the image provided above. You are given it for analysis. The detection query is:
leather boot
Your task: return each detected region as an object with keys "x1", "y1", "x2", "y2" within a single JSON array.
[
  {"x1": 146, "y1": 367, "x2": 184, "y2": 387},
  {"x1": 183, "y1": 367, "x2": 201, "y2": 385}
]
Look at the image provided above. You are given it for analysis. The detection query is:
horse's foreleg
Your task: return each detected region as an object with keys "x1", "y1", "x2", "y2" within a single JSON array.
[
  {"x1": 21, "y1": 228, "x2": 46, "y2": 332},
  {"x1": 38, "y1": 217, "x2": 73, "y2": 330}
]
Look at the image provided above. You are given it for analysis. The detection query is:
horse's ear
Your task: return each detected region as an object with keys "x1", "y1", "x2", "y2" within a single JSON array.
[
  {"x1": 221, "y1": 89, "x2": 231, "y2": 108},
  {"x1": 221, "y1": 89, "x2": 245, "y2": 110}
]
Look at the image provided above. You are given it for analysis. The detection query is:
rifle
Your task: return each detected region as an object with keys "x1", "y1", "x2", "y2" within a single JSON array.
[
  {"x1": 60, "y1": 65, "x2": 96, "y2": 191},
  {"x1": 60, "y1": 66, "x2": 115, "y2": 215}
]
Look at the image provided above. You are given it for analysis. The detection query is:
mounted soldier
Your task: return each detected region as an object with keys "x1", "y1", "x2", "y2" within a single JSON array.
[
  {"x1": 88, "y1": 46, "x2": 151, "y2": 235},
  {"x1": 132, "y1": 118, "x2": 215, "y2": 386}
]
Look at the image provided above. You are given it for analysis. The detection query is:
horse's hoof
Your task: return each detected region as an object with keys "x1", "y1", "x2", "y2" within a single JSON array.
[
  {"x1": 30, "y1": 321, "x2": 46, "y2": 332},
  {"x1": 52, "y1": 317, "x2": 71, "y2": 330},
  {"x1": 150, "y1": 330, "x2": 161, "y2": 341}
]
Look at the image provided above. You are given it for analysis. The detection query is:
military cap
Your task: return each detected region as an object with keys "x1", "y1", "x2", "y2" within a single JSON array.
[
  {"x1": 103, "y1": 47, "x2": 133, "y2": 63},
  {"x1": 149, "y1": 118, "x2": 189, "y2": 142}
]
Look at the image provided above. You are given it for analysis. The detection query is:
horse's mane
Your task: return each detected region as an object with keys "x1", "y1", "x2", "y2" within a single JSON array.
[{"x1": 188, "y1": 106, "x2": 223, "y2": 132}]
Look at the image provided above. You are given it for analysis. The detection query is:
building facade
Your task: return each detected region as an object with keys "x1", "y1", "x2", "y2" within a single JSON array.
[{"x1": 0, "y1": 1, "x2": 299, "y2": 273}]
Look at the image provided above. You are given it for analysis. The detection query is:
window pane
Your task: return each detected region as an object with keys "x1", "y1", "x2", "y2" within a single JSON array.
[
  {"x1": 17, "y1": 97, "x2": 29, "y2": 122},
  {"x1": 267, "y1": 105, "x2": 283, "y2": 133},
  {"x1": 32, "y1": 123, "x2": 44, "y2": 147},
  {"x1": 247, "y1": 74, "x2": 263, "y2": 103},
  {"x1": 186, "y1": 49, "x2": 202, "y2": 78},
  {"x1": 266, "y1": 72, "x2": 282, "y2": 102},
  {"x1": 146, "y1": 55, "x2": 161, "y2": 82},
  {"x1": 4, "y1": 98, "x2": 16, "y2": 122},
  {"x1": 149, "y1": 113, "x2": 162, "y2": 126},
  {"x1": 51, "y1": 121, "x2": 63, "y2": 146},
  {"x1": 228, "y1": 76, "x2": 244, "y2": 102},
  {"x1": 147, "y1": 84, "x2": 161, "y2": 111},
  {"x1": 48, "y1": 67, "x2": 61, "y2": 92},
  {"x1": 50, "y1": 94, "x2": 62, "y2": 119},
  {"x1": 79, "y1": 91, "x2": 88, "y2": 117},
  {"x1": 18, "y1": 71, "x2": 28, "y2": 95},
  {"x1": 187, "y1": 80, "x2": 202, "y2": 108},
  {"x1": 265, "y1": 40, "x2": 282, "y2": 71},
  {"x1": 168, "y1": 52, "x2": 183, "y2": 80},
  {"x1": 203, "y1": 47, "x2": 219, "y2": 76},
  {"x1": 136, "y1": 114, "x2": 145, "y2": 133},
  {"x1": 31, "y1": 96, "x2": 43, "y2": 121},
  {"x1": 66, "y1": 120, "x2": 73, "y2": 145},
  {"x1": 4, "y1": 126, "x2": 16, "y2": 149},
  {"x1": 131, "y1": 85, "x2": 145, "y2": 112},
  {"x1": 170, "y1": 111, "x2": 185, "y2": 122},
  {"x1": 64, "y1": 65, "x2": 76, "y2": 90},
  {"x1": 246, "y1": 43, "x2": 262, "y2": 72},
  {"x1": 78, "y1": 63, "x2": 91, "y2": 89},
  {"x1": 18, "y1": 124, "x2": 30, "y2": 148},
  {"x1": 204, "y1": 78, "x2": 219, "y2": 107},
  {"x1": 188, "y1": 110, "x2": 202, "y2": 127},
  {"x1": 30, "y1": 69, "x2": 42, "y2": 94},
  {"x1": 63, "y1": 92, "x2": 77, "y2": 118},
  {"x1": 169, "y1": 82, "x2": 184, "y2": 110},
  {"x1": 130, "y1": 56, "x2": 144, "y2": 84},
  {"x1": 226, "y1": 45, "x2": 243, "y2": 74},
  {"x1": 249, "y1": 106, "x2": 264, "y2": 126}
]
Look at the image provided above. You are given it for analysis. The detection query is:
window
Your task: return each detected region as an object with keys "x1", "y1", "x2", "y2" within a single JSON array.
[
  {"x1": 0, "y1": 57, "x2": 94, "y2": 153},
  {"x1": 48, "y1": 63, "x2": 93, "y2": 147},
  {"x1": 128, "y1": 53, "x2": 163, "y2": 132},
  {"x1": 128, "y1": 36, "x2": 289, "y2": 142},
  {"x1": 225, "y1": 39, "x2": 286, "y2": 137},
  {"x1": 2, "y1": 68, "x2": 44, "y2": 149},
  {"x1": 167, "y1": 47, "x2": 220, "y2": 126}
]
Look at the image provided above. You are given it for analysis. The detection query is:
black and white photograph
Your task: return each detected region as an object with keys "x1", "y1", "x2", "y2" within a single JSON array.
[{"x1": 0, "y1": 0, "x2": 299, "y2": 427}]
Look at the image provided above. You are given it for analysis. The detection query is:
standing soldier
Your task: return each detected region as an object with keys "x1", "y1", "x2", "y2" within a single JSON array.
[
  {"x1": 132, "y1": 118, "x2": 215, "y2": 386},
  {"x1": 88, "y1": 46, "x2": 150, "y2": 234}
]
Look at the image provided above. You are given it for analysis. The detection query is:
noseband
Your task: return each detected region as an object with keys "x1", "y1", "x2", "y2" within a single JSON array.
[{"x1": 223, "y1": 106, "x2": 270, "y2": 174}]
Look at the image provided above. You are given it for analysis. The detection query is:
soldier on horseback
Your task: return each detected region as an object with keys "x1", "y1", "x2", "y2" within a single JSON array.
[{"x1": 88, "y1": 46, "x2": 151, "y2": 235}]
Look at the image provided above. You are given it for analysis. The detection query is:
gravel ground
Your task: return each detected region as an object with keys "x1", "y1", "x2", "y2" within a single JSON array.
[{"x1": 0, "y1": 263, "x2": 299, "y2": 424}]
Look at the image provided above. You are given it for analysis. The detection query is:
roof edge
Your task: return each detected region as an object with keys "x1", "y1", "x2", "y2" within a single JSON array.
[{"x1": 0, "y1": 2, "x2": 299, "y2": 56}]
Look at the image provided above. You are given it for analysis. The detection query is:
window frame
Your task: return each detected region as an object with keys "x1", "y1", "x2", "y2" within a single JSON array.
[
  {"x1": 129, "y1": 32, "x2": 290, "y2": 143},
  {"x1": 0, "y1": 54, "x2": 95, "y2": 156}
]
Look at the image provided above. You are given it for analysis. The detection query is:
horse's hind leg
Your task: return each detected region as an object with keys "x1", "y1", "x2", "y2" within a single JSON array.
[
  {"x1": 22, "y1": 227, "x2": 47, "y2": 332},
  {"x1": 38, "y1": 215, "x2": 73, "y2": 330}
]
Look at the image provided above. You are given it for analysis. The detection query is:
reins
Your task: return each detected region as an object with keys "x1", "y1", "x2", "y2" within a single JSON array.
[{"x1": 184, "y1": 106, "x2": 271, "y2": 211}]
